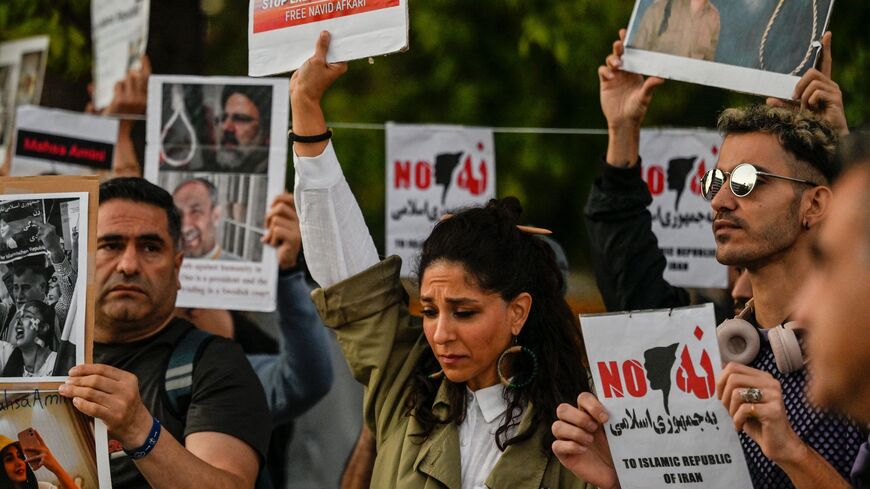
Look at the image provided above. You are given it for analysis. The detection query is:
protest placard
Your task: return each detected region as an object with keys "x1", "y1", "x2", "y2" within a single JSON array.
[
  {"x1": 0, "y1": 390, "x2": 111, "y2": 489},
  {"x1": 11, "y1": 106, "x2": 119, "y2": 176},
  {"x1": 622, "y1": 0, "x2": 835, "y2": 98},
  {"x1": 580, "y1": 304, "x2": 752, "y2": 488},
  {"x1": 91, "y1": 0, "x2": 150, "y2": 110},
  {"x1": 0, "y1": 177, "x2": 98, "y2": 390},
  {"x1": 0, "y1": 36, "x2": 50, "y2": 151},
  {"x1": 144, "y1": 75, "x2": 288, "y2": 311},
  {"x1": 639, "y1": 129, "x2": 727, "y2": 289},
  {"x1": 248, "y1": 0, "x2": 409, "y2": 76},
  {"x1": 386, "y1": 123, "x2": 496, "y2": 277}
]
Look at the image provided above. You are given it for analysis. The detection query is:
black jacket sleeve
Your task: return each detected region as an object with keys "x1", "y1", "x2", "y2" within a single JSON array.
[{"x1": 584, "y1": 159, "x2": 693, "y2": 312}]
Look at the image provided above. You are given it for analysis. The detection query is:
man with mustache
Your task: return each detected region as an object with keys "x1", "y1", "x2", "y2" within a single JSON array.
[
  {"x1": 214, "y1": 85, "x2": 271, "y2": 174},
  {"x1": 58, "y1": 177, "x2": 270, "y2": 489},
  {"x1": 552, "y1": 30, "x2": 863, "y2": 489},
  {"x1": 172, "y1": 177, "x2": 236, "y2": 260}
]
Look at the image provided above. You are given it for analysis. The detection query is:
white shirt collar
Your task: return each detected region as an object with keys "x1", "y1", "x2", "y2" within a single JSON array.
[{"x1": 468, "y1": 383, "x2": 510, "y2": 424}]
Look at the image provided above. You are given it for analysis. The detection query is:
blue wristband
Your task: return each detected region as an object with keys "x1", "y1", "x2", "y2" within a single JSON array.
[{"x1": 124, "y1": 416, "x2": 161, "y2": 460}]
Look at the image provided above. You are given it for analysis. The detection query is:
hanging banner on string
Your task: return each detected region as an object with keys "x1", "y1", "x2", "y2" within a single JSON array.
[
  {"x1": 621, "y1": 0, "x2": 835, "y2": 98},
  {"x1": 640, "y1": 129, "x2": 727, "y2": 289},
  {"x1": 386, "y1": 123, "x2": 496, "y2": 277},
  {"x1": 144, "y1": 75, "x2": 289, "y2": 312},
  {"x1": 11, "y1": 106, "x2": 119, "y2": 176},
  {"x1": 91, "y1": 0, "x2": 150, "y2": 110},
  {"x1": 248, "y1": 0, "x2": 409, "y2": 76},
  {"x1": 580, "y1": 304, "x2": 752, "y2": 489},
  {"x1": 0, "y1": 36, "x2": 50, "y2": 152}
]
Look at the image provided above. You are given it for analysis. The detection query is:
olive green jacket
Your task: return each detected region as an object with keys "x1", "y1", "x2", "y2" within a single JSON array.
[{"x1": 312, "y1": 256, "x2": 594, "y2": 489}]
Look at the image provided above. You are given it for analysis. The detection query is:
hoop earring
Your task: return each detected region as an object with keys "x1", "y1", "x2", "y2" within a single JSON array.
[{"x1": 497, "y1": 345, "x2": 539, "y2": 389}]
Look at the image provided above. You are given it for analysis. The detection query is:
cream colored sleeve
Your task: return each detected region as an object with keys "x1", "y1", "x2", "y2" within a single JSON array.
[{"x1": 293, "y1": 141, "x2": 380, "y2": 288}]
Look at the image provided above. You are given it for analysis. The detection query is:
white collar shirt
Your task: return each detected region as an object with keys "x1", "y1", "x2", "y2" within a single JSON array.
[{"x1": 458, "y1": 383, "x2": 520, "y2": 489}]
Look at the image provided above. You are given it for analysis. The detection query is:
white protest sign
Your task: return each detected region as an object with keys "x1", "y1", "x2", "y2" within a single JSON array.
[
  {"x1": 248, "y1": 0, "x2": 409, "y2": 76},
  {"x1": 622, "y1": 0, "x2": 835, "y2": 98},
  {"x1": 144, "y1": 75, "x2": 289, "y2": 311},
  {"x1": 640, "y1": 129, "x2": 727, "y2": 289},
  {"x1": 0, "y1": 36, "x2": 49, "y2": 150},
  {"x1": 386, "y1": 123, "x2": 495, "y2": 277},
  {"x1": 11, "y1": 106, "x2": 119, "y2": 175},
  {"x1": 581, "y1": 304, "x2": 752, "y2": 489},
  {"x1": 91, "y1": 0, "x2": 150, "y2": 110}
]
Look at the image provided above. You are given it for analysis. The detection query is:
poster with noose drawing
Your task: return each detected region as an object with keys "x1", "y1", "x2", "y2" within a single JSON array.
[
  {"x1": 143, "y1": 75, "x2": 288, "y2": 312},
  {"x1": 620, "y1": 0, "x2": 835, "y2": 98}
]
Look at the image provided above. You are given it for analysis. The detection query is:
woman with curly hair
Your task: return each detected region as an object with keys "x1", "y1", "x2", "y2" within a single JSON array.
[{"x1": 288, "y1": 33, "x2": 593, "y2": 488}]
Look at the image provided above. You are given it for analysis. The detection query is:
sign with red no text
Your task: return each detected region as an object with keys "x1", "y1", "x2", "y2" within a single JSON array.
[{"x1": 580, "y1": 305, "x2": 752, "y2": 489}]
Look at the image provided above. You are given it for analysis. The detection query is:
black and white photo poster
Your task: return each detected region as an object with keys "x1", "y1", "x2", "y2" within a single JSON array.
[
  {"x1": 0, "y1": 183, "x2": 93, "y2": 387},
  {"x1": 144, "y1": 75, "x2": 288, "y2": 311}
]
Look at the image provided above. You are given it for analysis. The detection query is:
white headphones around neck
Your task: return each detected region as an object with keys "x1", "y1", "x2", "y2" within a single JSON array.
[{"x1": 716, "y1": 299, "x2": 805, "y2": 375}]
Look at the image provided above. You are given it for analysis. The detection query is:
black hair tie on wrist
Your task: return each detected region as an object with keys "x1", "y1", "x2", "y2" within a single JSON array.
[{"x1": 288, "y1": 129, "x2": 332, "y2": 143}]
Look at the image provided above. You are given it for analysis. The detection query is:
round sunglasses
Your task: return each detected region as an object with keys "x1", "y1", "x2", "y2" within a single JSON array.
[{"x1": 700, "y1": 163, "x2": 820, "y2": 201}]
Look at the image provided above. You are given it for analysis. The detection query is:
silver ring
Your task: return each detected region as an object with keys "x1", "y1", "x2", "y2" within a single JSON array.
[{"x1": 741, "y1": 387, "x2": 763, "y2": 404}]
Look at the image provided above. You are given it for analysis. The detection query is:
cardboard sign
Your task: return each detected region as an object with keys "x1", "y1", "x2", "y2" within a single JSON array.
[
  {"x1": 386, "y1": 123, "x2": 496, "y2": 277},
  {"x1": 144, "y1": 75, "x2": 288, "y2": 311},
  {"x1": 0, "y1": 390, "x2": 112, "y2": 489},
  {"x1": 581, "y1": 305, "x2": 752, "y2": 489},
  {"x1": 622, "y1": 0, "x2": 835, "y2": 98},
  {"x1": 640, "y1": 129, "x2": 727, "y2": 289},
  {"x1": 248, "y1": 0, "x2": 409, "y2": 76},
  {"x1": 91, "y1": 0, "x2": 150, "y2": 110},
  {"x1": 0, "y1": 36, "x2": 50, "y2": 150},
  {"x1": 0, "y1": 176, "x2": 98, "y2": 390},
  {"x1": 11, "y1": 106, "x2": 119, "y2": 176}
]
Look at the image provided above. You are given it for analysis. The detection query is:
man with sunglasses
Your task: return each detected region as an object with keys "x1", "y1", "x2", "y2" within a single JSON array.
[
  {"x1": 214, "y1": 85, "x2": 271, "y2": 174},
  {"x1": 553, "y1": 30, "x2": 863, "y2": 489}
]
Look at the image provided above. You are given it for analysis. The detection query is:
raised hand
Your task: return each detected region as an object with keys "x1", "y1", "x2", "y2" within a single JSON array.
[
  {"x1": 289, "y1": 31, "x2": 348, "y2": 157},
  {"x1": 600, "y1": 29, "x2": 664, "y2": 168},
  {"x1": 767, "y1": 32, "x2": 848, "y2": 136}
]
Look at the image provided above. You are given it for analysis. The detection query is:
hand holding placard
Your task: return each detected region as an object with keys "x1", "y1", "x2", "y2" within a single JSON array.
[
  {"x1": 552, "y1": 392, "x2": 621, "y2": 489},
  {"x1": 290, "y1": 31, "x2": 347, "y2": 157},
  {"x1": 600, "y1": 29, "x2": 664, "y2": 169},
  {"x1": 766, "y1": 32, "x2": 848, "y2": 136}
]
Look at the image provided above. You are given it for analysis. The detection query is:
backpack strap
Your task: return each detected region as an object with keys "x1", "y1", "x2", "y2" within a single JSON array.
[
  {"x1": 164, "y1": 327, "x2": 216, "y2": 422},
  {"x1": 162, "y1": 326, "x2": 274, "y2": 489}
]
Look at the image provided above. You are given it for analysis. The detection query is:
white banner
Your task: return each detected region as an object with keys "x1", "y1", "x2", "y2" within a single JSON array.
[
  {"x1": 581, "y1": 305, "x2": 752, "y2": 489},
  {"x1": 91, "y1": 0, "x2": 150, "y2": 110},
  {"x1": 640, "y1": 129, "x2": 727, "y2": 289},
  {"x1": 144, "y1": 75, "x2": 289, "y2": 311},
  {"x1": 386, "y1": 123, "x2": 495, "y2": 277},
  {"x1": 11, "y1": 106, "x2": 119, "y2": 176},
  {"x1": 248, "y1": 0, "x2": 409, "y2": 76},
  {"x1": 0, "y1": 36, "x2": 50, "y2": 151}
]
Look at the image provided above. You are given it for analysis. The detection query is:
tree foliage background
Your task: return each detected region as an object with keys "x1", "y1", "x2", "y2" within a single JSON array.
[{"x1": 2, "y1": 0, "x2": 868, "y2": 290}]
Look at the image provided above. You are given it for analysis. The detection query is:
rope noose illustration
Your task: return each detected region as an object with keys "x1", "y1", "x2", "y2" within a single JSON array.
[
  {"x1": 160, "y1": 84, "x2": 198, "y2": 167},
  {"x1": 759, "y1": 0, "x2": 819, "y2": 75}
]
